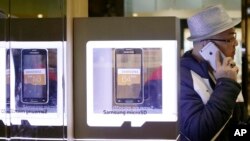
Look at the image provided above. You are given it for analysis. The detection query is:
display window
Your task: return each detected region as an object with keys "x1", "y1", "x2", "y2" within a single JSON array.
[
  {"x1": 0, "y1": 41, "x2": 66, "y2": 139},
  {"x1": 86, "y1": 40, "x2": 178, "y2": 127},
  {"x1": 7, "y1": 41, "x2": 64, "y2": 126},
  {"x1": 0, "y1": 0, "x2": 66, "y2": 139},
  {"x1": 0, "y1": 41, "x2": 9, "y2": 139}
]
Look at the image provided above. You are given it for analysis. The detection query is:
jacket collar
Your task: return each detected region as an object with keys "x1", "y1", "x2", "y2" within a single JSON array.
[{"x1": 181, "y1": 50, "x2": 210, "y2": 78}]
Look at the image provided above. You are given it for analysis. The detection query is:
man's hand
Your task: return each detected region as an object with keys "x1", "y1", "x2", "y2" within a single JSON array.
[{"x1": 214, "y1": 51, "x2": 238, "y2": 81}]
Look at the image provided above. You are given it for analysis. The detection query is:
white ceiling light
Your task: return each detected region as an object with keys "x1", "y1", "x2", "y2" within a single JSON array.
[{"x1": 37, "y1": 14, "x2": 43, "y2": 18}]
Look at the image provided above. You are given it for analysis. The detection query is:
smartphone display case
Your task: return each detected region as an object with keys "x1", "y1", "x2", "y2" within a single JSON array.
[
  {"x1": 86, "y1": 40, "x2": 178, "y2": 127},
  {"x1": 7, "y1": 41, "x2": 64, "y2": 127},
  {"x1": 74, "y1": 17, "x2": 180, "y2": 140}
]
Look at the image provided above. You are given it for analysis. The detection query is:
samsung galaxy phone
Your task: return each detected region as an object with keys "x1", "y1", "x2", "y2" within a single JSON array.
[
  {"x1": 21, "y1": 49, "x2": 49, "y2": 104},
  {"x1": 114, "y1": 48, "x2": 143, "y2": 104}
]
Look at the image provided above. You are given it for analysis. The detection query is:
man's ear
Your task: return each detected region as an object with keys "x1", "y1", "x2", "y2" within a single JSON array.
[
  {"x1": 201, "y1": 40, "x2": 208, "y2": 47},
  {"x1": 194, "y1": 40, "x2": 206, "y2": 48}
]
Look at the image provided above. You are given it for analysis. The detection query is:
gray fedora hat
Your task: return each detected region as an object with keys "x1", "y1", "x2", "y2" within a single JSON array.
[{"x1": 187, "y1": 5, "x2": 241, "y2": 41}]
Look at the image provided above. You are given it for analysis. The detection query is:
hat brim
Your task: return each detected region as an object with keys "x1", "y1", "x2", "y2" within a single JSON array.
[{"x1": 187, "y1": 18, "x2": 241, "y2": 41}]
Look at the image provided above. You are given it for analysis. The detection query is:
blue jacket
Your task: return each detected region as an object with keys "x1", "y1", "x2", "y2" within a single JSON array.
[{"x1": 179, "y1": 50, "x2": 243, "y2": 141}]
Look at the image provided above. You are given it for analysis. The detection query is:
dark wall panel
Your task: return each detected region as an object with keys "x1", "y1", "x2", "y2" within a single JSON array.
[{"x1": 9, "y1": 18, "x2": 65, "y2": 41}]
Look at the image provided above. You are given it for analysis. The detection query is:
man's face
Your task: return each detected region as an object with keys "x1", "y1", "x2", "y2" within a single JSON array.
[{"x1": 210, "y1": 28, "x2": 238, "y2": 58}]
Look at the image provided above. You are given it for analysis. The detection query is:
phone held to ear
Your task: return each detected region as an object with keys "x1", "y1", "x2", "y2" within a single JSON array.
[{"x1": 199, "y1": 42, "x2": 225, "y2": 71}]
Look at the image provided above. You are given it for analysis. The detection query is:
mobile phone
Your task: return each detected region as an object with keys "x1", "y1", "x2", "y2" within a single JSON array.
[
  {"x1": 114, "y1": 48, "x2": 143, "y2": 104},
  {"x1": 199, "y1": 42, "x2": 225, "y2": 71},
  {"x1": 21, "y1": 49, "x2": 49, "y2": 104}
]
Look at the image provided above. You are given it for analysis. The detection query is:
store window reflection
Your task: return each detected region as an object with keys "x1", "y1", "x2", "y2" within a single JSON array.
[
  {"x1": 9, "y1": 42, "x2": 65, "y2": 139},
  {"x1": 0, "y1": 0, "x2": 9, "y2": 139},
  {"x1": 0, "y1": 0, "x2": 66, "y2": 140},
  {"x1": 0, "y1": 42, "x2": 9, "y2": 139}
]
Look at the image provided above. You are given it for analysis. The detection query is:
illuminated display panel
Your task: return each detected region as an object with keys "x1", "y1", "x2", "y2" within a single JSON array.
[
  {"x1": 5, "y1": 41, "x2": 65, "y2": 126},
  {"x1": 86, "y1": 40, "x2": 178, "y2": 127}
]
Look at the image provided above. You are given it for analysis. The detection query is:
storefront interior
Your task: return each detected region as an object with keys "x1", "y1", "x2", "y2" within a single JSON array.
[{"x1": 0, "y1": 0, "x2": 250, "y2": 140}]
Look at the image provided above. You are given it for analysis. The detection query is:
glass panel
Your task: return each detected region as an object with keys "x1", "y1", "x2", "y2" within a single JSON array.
[
  {"x1": 9, "y1": 43, "x2": 65, "y2": 139},
  {"x1": 7, "y1": 0, "x2": 66, "y2": 140},
  {"x1": 0, "y1": 0, "x2": 9, "y2": 140}
]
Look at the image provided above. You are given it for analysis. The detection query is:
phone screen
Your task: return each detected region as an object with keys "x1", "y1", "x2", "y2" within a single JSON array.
[
  {"x1": 21, "y1": 49, "x2": 48, "y2": 104},
  {"x1": 115, "y1": 48, "x2": 143, "y2": 104}
]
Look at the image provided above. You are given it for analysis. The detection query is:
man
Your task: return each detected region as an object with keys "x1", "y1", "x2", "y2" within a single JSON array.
[{"x1": 179, "y1": 5, "x2": 247, "y2": 141}]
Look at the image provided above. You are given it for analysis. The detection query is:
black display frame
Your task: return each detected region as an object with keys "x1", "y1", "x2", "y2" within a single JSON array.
[{"x1": 73, "y1": 17, "x2": 180, "y2": 140}]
